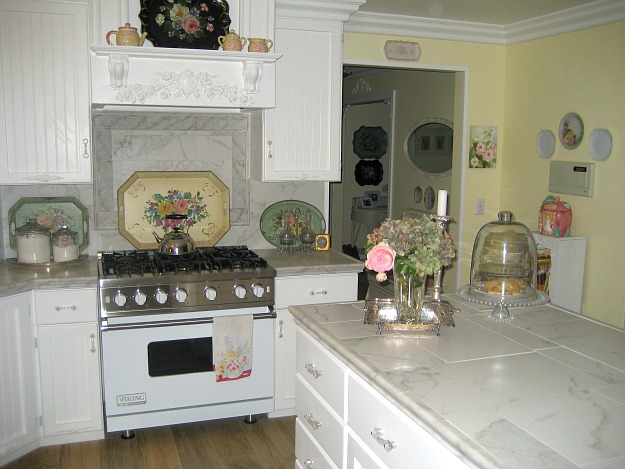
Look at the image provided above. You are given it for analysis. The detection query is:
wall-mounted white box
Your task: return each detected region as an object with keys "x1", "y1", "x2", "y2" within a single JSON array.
[{"x1": 549, "y1": 161, "x2": 595, "y2": 197}]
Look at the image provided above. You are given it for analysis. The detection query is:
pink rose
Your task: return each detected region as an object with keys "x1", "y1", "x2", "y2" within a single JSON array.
[
  {"x1": 483, "y1": 150, "x2": 494, "y2": 162},
  {"x1": 182, "y1": 15, "x2": 200, "y2": 34},
  {"x1": 376, "y1": 271, "x2": 388, "y2": 282},
  {"x1": 365, "y1": 244, "x2": 395, "y2": 274},
  {"x1": 476, "y1": 142, "x2": 486, "y2": 155},
  {"x1": 173, "y1": 199, "x2": 188, "y2": 214}
]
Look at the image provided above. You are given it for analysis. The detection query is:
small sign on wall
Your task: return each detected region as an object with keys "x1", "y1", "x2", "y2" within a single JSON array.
[{"x1": 384, "y1": 41, "x2": 421, "y2": 61}]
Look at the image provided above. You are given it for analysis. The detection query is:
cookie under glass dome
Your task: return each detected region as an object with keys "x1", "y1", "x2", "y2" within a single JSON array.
[{"x1": 458, "y1": 211, "x2": 548, "y2": 321}]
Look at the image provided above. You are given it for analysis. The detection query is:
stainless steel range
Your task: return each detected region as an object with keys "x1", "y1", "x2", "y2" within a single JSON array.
[{"x1": 98, "y1": 246, "x2": 276, "y2": 437}]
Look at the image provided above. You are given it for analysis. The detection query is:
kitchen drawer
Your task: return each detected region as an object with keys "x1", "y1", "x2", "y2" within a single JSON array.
[
  {"x1": 346, "y1": 430, "x2": 387, "y2": 469},
  {"x1": 34, "y1": 288, "x2": 97, "y2": 324},
  {"x1": 296, "y1": 375, "x2": 345, "y2": 466},
  {"x1": 347, "y1": 374, "x2": 469, "y2": 469},
  {"x1": 296, "y1": 327, "x2": 347, "y2": 417},
  {"x1": 296, "y1": 417, "x2": 339, "y2": 469},
  {"x1": 275, "y1": 273, "x2": 357, "y2": 309}
]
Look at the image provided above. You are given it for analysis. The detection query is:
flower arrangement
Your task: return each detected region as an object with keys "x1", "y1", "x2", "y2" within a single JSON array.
[
  {"x1": 365, "y1": 215, "x2": 455, "y2": 282},
  {"x1": 469, "y1": 126, "x2": 497, "y2": 168},
  {"x1": 154, "y1": 2, "x2": 222, "y2": 44},
  {"x1": 144, "y1": 189, "x2": 209, "y2": 230}
]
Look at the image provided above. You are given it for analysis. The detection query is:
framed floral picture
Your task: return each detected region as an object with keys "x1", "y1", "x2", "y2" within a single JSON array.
[{"x1": 469, "y1": 126, "x2": 497, "y2": 168}]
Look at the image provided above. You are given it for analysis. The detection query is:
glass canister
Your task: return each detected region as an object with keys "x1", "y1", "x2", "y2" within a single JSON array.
[
  {"x1": 51, "y1": 225, "x2": 79, "y2": 262},
  {"x1": 468, "y1": 211, "x2": 538, "y2": 300},
  {"x1": 16, "y1": 218, "x2": 51, "y2": 264}
]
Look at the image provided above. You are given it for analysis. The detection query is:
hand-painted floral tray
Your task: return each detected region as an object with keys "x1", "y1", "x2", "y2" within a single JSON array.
[
  {"x1": 8, "y1": 197, "x2": 89, "y2": 253},
  {"x1": 260, "y1": 200, "x2": 326, "y2": 248},
  {"x1": 118, "y1": 171, "x2": 230, "y2": 249}
]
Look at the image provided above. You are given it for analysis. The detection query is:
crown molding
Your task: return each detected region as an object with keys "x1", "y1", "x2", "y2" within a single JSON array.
[
  {"x1": 276, "y1": 0, "x2": 366, "y2": 22},
  {"x1": 344, "y1": 0, "x2": 625, "y2": 45}
]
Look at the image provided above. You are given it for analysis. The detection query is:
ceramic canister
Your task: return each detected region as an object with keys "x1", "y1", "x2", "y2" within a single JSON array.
[{"x1": 539, "y1": 196, "x2": 572, "y2": 237}]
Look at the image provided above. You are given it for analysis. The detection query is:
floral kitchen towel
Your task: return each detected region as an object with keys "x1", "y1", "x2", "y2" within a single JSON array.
[{"x1": 213, "y1": 314, "x2": 253, "y2": 382}]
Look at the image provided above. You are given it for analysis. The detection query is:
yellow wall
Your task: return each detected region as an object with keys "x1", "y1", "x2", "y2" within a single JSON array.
[
  {"x1": 503, "y1": 22, "x2": 625, "y2": 327},
  {"x1": 345, "y1": 21, "x2": 625, "y2": 327}
]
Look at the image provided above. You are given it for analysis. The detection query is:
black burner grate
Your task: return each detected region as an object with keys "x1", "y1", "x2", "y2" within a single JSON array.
[{"x1": 99, "y1": 246, "x2": 268, "y2": 279}]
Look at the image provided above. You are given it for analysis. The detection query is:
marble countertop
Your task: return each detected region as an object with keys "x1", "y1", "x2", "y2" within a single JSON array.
[
  {"x1": 289, "y1": 296, "x2": 625, "y2": 468},
  {"x1": 0, "y1": 249, "x2": 362, "y2": 297}
]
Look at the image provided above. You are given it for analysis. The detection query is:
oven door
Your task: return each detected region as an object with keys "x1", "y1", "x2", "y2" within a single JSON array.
[{"x1": 100, "y1": 308, "x2": 275, "y2": 431}]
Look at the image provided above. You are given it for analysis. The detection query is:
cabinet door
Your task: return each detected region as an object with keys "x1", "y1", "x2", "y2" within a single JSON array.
[
  {"x1": 37, "y1": 323, "x2": 102, "y2": 436},
  {"x1": 0, "y1": 293, "x2": 38, "y2": 460},
  {"x1": 273, "y1": 308, "x2": 297, "y2": 415},
  {"x1": 254, "y1": 19, "x2": 343, "y2": 181},
  {"x1": 0, "y1": 0, "x2": 91, "y2": 184}
]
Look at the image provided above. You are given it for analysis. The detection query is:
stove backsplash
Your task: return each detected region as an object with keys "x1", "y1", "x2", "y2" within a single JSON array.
[{"x1": 0, "y1": 111, "x2": 325, "y2": 258}]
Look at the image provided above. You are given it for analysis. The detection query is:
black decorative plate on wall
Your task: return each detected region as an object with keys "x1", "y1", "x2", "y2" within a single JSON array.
[
  {"x1": 355, "y1": 160, "x2": 384, "y2": 186},
  {"x1": 139, "y1": 0, "x2": 231, "y2": 49},
  {"x1": 352, "y1": 126, "x2": 388, "y2": 159}
]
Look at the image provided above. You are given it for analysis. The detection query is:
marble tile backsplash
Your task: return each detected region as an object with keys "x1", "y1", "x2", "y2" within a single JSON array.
[{"x1": 1, "y1": 112, "x2": 325, "y2": 259}]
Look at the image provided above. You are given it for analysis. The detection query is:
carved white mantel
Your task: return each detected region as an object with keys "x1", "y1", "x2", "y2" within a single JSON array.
[{"x1": 91, "y1": 46, "x2": 280, "y2": 109}]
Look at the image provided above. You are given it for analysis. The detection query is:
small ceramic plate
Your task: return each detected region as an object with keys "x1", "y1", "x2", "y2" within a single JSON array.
[
  {"x1": 558, "y1": 112, "x2": 584, "y2": 149},
  {"x1": 414, "y1": 186, "x2": 423, "y2": 203},
  {"x1": 589, "y1": 128, "x2": 612, "y2": 161},
  {"x1": 424, "y1": 186, "x2": 435, "y2": 210},
  {"x1": 536, "y1": 130, "x2": 555, "y2": 158}
]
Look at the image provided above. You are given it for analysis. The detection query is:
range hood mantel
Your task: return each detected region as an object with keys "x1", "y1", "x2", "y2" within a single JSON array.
[{"x1": 91, "y1": 46, "x2": 281, "y2": 109}]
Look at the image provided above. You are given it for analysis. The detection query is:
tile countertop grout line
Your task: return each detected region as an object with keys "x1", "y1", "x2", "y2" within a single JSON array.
[{"x1": 289, "y1": 303, "x2": 503, "y2": 469}]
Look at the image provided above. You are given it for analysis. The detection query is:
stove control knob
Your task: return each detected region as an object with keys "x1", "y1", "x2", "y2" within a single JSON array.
[
  {"x1": 173, "y1": 288, "x2": 188, "y2": 303},
  {"x1": 114, "y1": 291, "x2": 127, "y2": 307},
  {"x1": 233, "y1": 285, "x2": 247, "y2": 299},
  {"x1": 154, "y1": 288, "x2": 168, "y2": 304},
  {"x1": 204, "y1": 287, "x2": 217, "y2": 301},
  {"x1": 251, "y1": 283, "x2": 265, "y2": 298},
  {"x1": 134, "y1": 290, "x2": 147, "y2": 306}
]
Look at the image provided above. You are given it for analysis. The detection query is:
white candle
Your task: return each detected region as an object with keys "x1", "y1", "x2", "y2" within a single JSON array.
[{"x1": 437, "y1": 190, "x2": 448, "y2": 216}]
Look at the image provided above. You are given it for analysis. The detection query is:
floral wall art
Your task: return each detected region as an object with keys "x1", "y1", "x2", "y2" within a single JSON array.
[{"x1": 469, "y1": 126, "x2": 498, "y2": 168}]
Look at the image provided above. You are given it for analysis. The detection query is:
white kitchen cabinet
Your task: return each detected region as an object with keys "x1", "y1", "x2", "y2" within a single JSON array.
[
  {"x1": 533, "y1": 233, "x2": 587, "y2": 313},
  {"x1": 251, "y1": 18, "x2": 343, "y2": 181},
  {"x1": 271, "y1": 273, "x2": 358, "y2": 417},
  {"x1": 0, "y1": 292, "x2": 39, "y2": 467},
  {"x1": 0, "y1": 0, "x2": 92, "y2": 184},
  {"x1": 34, "y1": 289, "x2": 103, "y2": 443}
]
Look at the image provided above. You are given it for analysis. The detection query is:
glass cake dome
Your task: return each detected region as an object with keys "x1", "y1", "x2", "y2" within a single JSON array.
[{"x1": 458, "y1": 211, "x2": 548, "y2": 321}]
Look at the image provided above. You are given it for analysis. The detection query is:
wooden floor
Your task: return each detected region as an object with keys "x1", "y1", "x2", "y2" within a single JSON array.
[{"x1": 3, "y1": 415, "x2": 295, "y2": 469}]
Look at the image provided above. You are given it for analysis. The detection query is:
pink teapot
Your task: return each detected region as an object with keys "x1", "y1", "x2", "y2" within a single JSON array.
[{"x1": 106, "y1": 23, "x2": 148, "y2": 46}]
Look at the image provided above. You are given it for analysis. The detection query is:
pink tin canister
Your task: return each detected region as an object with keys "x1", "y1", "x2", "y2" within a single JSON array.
[{"x1": 539, "y1": 196, "x2": 572, "y2": 237}]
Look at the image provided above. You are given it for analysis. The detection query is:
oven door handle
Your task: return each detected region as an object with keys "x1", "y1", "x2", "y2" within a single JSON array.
[{"x1": 101, "y1": 311, "x2": 276, "y2": 332}]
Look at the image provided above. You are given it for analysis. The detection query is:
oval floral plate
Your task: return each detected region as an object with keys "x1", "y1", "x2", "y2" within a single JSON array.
[
  {"x1": 139, "y1": 0, "x2": 231, "y2": 49},
  {"x1": 260, "y1": 200, "x2": 326, "y2": 248},
  {"x1": 558, "y1": 112, "x2": 584, "y2": 150}
]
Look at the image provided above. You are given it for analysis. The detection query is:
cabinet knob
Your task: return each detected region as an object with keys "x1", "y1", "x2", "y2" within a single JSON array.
[
  {"x1": 267, "y1": 140, "x2": 272, "y2": 159},
  {"x1": 277, "y1": 319, "x2": 284, "y2": 338},
  {"x1": 89, "y1": 333, "x2": 96, "y2": 353},
  {"x1": 304, "y1": 460, "x2": 314, "y2": 468},
  {"x1": 55, "y1": 304, "x2": 78, "y2": 311},
  {"x1": 305, "y1": 362, "x2": 323, "y2": 379},
  {"x1": 309, "y1": 289, "x2": 327, "y2": 296},
  {"x1": 371, "y1": 427, "x2": 397, "y2": 452},
  {"x1": 304, "y1": 412, "x2": 322, "y2": 430},
  {"x1": 82, "y1": 138, "x2": 90, "y2": 159}
]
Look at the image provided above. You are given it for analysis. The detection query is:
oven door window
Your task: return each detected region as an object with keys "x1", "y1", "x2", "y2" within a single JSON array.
[{"x1": 147, "y1": 337, "x2": 213, "y2": 377}]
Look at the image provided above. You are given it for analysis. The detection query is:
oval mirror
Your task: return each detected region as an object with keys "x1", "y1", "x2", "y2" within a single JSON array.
[{"x1": 404, "y1": 118, "x2": 453, "y2": 177}]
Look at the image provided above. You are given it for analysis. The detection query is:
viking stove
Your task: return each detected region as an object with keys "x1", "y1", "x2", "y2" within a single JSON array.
[
  {"x1": 98, "y1": 246, "x2": 276, "y2": 318},
  {"x1": 97, "y1": 246, "x2": 277, "y2": 437}
]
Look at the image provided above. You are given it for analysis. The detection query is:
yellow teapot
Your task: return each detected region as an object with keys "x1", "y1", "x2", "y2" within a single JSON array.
[
  {"x1": 218, "y1": 30, "x2": 247, "y2": 51},
  {"x1": 106, "y1": 23, "x2": 148, "y2": 47}
]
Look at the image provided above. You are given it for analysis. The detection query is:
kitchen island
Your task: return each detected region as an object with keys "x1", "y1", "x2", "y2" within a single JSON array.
[{"x1": 289, "y1": 296, "x2": 625, "y2": 468}]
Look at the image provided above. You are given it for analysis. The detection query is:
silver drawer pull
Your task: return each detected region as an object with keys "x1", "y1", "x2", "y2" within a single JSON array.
[
  {"x1": 278, "y1": 319, "x2": 284, "y2": 338},
  {"x1": 309, "y1": 289, "x2": 327, "y2": 296},
  {"x1": 55, "y1": 304, "x2": 78, "y2": 311},
  {"x1": 304, "y1": 412, "x2": 322, "y2": 430},
  {"x1": 305, "y1": 362, "x2": 323, "y2": 379},
  {"x1": 304, "y1": 459, "x2": 314, "y2": 468},
  {"x1": 371, "y1": 427, "x2": 397, "y2": 452},
  {"x1": 89, "y1": 333, "x2": 96, "y2": 353}
]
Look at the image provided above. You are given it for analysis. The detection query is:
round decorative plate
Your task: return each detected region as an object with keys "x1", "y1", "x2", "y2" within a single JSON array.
[
  {"x1": 536, "y1": 130, "x2": 555, "y2": 158},
  {"x1": 352, "y1": 126, "x2": 388, "y2": 159},
  {"x1": 355, "y1": 160, "x2": 384, "y2": 186},
  {"x1": 424, "y1": 186, "x2": 435, "y2": 210},
  {"x1": 139, "y1": 0, "x2": 231, "y2": 49},
  {"x1": 558, "y1": 112, "x2": 584, "y2": 150},
  {"x1": 414, "y1": 186, "x2": 423, "y2": 203},
  {"x1": 260, "y1": 200, "x2": 326, "y2": 248},
  {"x1": 589, "y1": 128, "x2": 612, "y2": 161}
]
